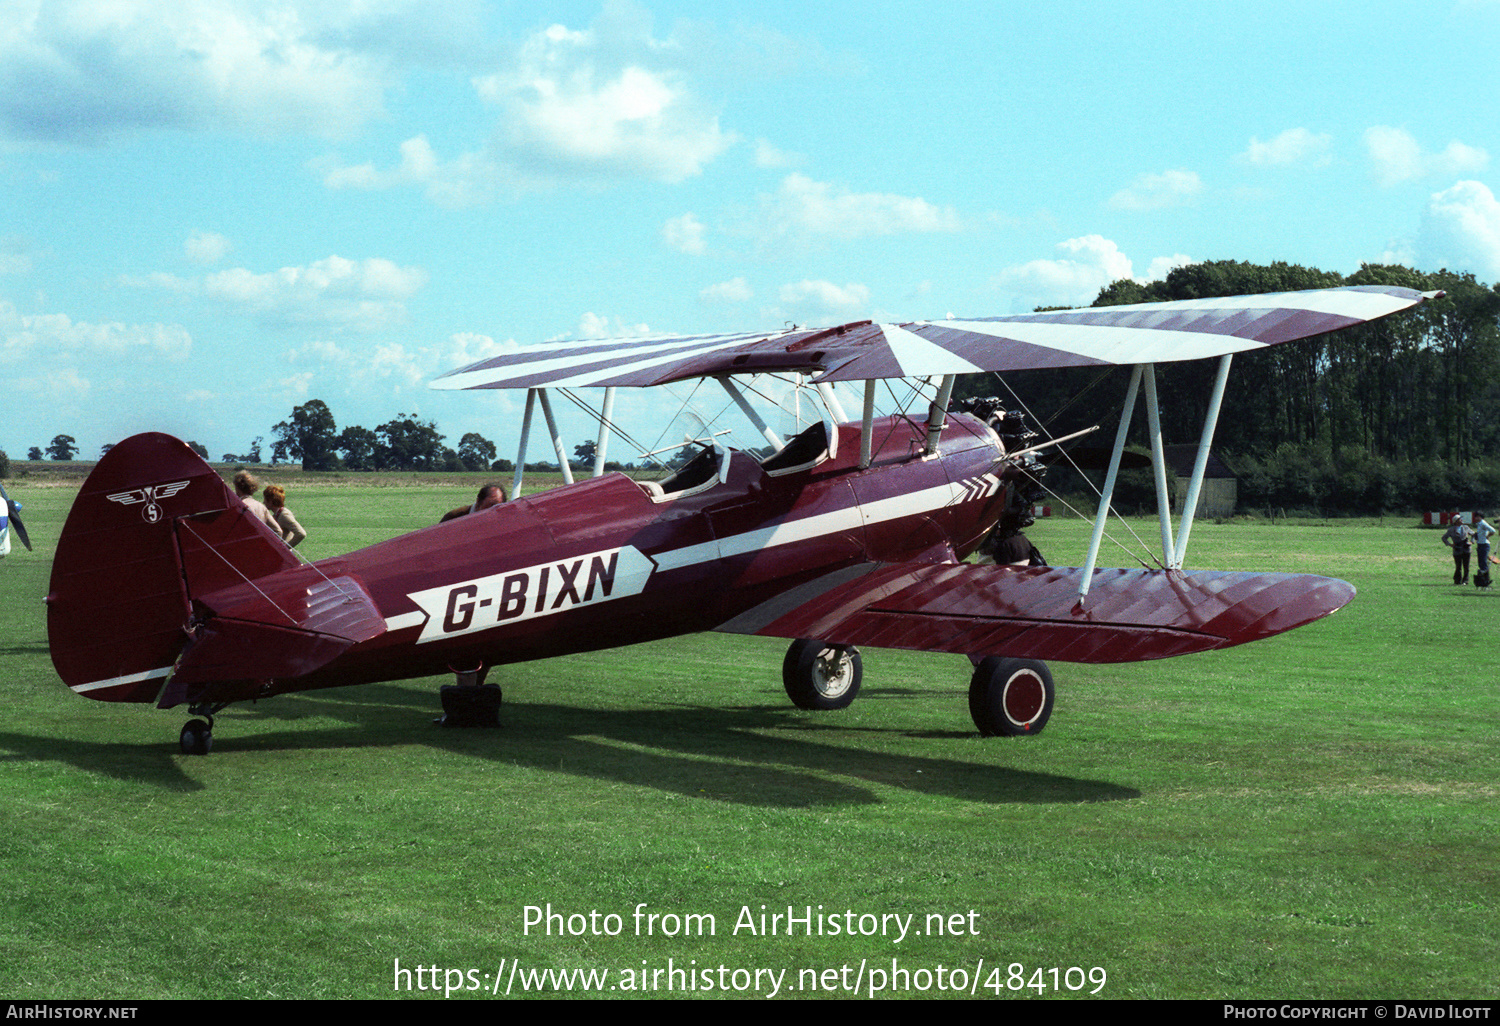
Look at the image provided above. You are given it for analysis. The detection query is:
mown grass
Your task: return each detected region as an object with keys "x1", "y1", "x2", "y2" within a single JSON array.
[{"x1": 0, "y1": 479, "x2": 1495, "y2": 1000}]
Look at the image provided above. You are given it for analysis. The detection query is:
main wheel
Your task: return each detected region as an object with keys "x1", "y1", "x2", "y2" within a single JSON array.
[
  {"x1": 782, "y1": 639, "x2": 862, "y2": 710},
  {"x1": 179, "y1": 718, "x2": 213, "y2": 755},
  {"x1": 969, "y1": 657, "x2": 1054, "y2": 736},
  {"x1": 438, "y1": 683, "x2": 503, "y2": 727}
]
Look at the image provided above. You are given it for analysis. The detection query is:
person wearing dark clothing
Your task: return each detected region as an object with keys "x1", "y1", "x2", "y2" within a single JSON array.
[{"x1": 1443, "y1": 513, "x2": 1473, "y2": 585}]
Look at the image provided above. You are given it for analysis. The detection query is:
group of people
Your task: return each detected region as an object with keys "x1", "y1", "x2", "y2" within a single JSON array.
[
  {"x1": 1442, "y1": 510, "x2": 1495, "y2": 587},
  {"x1": 227, "y1": 473, "x2": 510, "y2": 553},
  {"x1": 232, "y1": 471, "x2": 308, "y2": 549}
]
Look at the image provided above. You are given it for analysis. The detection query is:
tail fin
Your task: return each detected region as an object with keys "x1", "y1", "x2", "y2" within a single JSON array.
[{"x1": 47, "y1": 433, "x2": 297, "y2": 703}]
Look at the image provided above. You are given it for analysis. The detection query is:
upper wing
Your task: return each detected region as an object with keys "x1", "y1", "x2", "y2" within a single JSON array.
[
  {"x1": 715, "y1": 561, "x2": 1355, "y2": 663},
  {"x1": 432, "y1": 285, "x2": 1435, "y2": 391}
]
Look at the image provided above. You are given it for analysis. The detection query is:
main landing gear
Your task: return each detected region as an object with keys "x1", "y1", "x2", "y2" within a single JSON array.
[
  {"x1": 968, "y1": 657, "x2": 1055, "y2": 736},
  {"x1": 782, "y1": 639, "x2": 862, "y2": 710},
  {"x1": 437, "y1": 663, "x2": 503, "y2": 728},
  {"x1": 779, "y1": 640, "x2": 1056, "y2": 737}
]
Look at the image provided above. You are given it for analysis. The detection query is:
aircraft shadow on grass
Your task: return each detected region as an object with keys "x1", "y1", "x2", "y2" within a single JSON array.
[{"x1": 8, "y1": 681, "x2": 1137, "y2": 805}]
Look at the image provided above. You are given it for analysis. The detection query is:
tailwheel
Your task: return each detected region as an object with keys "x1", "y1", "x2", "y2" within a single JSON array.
[
  {"x1": 968, "y1": 657, "x2": 1054, "y2": 736},
  {"x1": 179, "y1": 717, "x2": 213, "y2": 756},
  {"x1": 782, "y1": 639, "x2": 862, "y2": 710}
]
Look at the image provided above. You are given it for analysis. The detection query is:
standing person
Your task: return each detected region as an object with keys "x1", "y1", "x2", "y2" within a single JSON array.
[
  {"x1": 233, "y1": 470, "x2": 280, "y2": 532},
  {"x1": 1442, "y1": 510, "x2": 1473, "y2": 586},
  {"x1": 263, "y1": 484, "x2": 308, "y2": 549},
  {"x1": 1474, "y1": 512, "x2": 1495, "y2": 588}
]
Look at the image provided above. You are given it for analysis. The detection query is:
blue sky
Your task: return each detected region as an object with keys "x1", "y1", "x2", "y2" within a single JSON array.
[{"x1": 4, "y1": 0, "x2": 1499, "y2": 465}]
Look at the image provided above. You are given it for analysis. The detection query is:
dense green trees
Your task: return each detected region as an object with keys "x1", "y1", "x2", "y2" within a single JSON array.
[
  {"x1": 46, "y1": 435, "x2": 78, "y2": 461},
  {"x1": 262, "y1": 402, "x2": 499, "y2": 473},
  {"x1": 271, "y1": 399, "x2": 340, "y2": 471}
]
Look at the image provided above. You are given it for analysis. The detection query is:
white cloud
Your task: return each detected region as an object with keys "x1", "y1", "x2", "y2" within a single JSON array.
[
  {"x1": 0, "y1": 237, "x2": 36, "y2": 275},
  {"x1": 700, "y1": 277, "x2": 752, "y2": 303},
  {"x1": 993, "y1": 236, "x2": 1136, "y2": 309},
  {"x1": 1108, "y1": 169, "x2": 1203, "y2": 211},
  {"x1": 285, "y1": 330, "x2": 516, "y2": 400},
  {"x1": 184, "y1": 231, "x2": 231, "y2": 266},
  {"x1": 1238, "y1": 128, "x2": 1332, "y2": 168},
  {"x1": 318, "y1": 6, "x2": 736, "y2": 200},
  {"x1": 777, "y1": 279, "x2": 870, "y2": 322},
  {"x1": 12, "y1": 366, "x2": 91, "y2": 404},
  {"x1": 318, "y1": 135, "x2": 497, "y2": 209},
  {"x1": 0, "y1": 0, "x2": 408, "y2": 143},
  {"x1": 578, "y1": 312, "x2": 650, "y2": 339},
  {"x1": 1415, "y1": 180, "x2": 1500, "y2": 280},
  {"x1": 138, "y1": 255, "x2": 428, "y2": 331},
  {"x1": 0, "y1": 300, "x2": 191, "y2": 364},
  {"x1": 754, "y1": 173, "x2": 961, "y2": 246},
  {"x1": 1143, "y1": 254, "x2": 1193, "y2": 282},
  {"x1": 663, "y1": 213, "x2": 707, "y2": 255},
  {"x1": 473, "y1": 9, "x2": 735, "y2": 187},
  {"x1": 1366, "y1": 126, "x2": 1489, "y2": 187},
  {"x1": 754, "y1": 139, "x2": 801, "y2": 169}
]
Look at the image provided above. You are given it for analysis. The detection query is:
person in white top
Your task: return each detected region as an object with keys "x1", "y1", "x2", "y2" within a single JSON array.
[
  {"x1": 233, "y1": 470, "x2": 280, "y2": 532},
  {"x1": 264, "y1": 484, "x2": 308, "y2": 549}
]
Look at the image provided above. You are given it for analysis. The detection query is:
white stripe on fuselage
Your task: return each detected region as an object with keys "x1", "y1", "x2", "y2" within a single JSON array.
[
  {"x1": 652, "y1": 479, "x2": 967, "y2": 572},
  {"x1": 383, "y1": 474, "x2": 989, "y2": 633}
]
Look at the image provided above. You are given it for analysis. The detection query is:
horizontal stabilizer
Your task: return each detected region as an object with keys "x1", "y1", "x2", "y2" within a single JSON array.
[
  {"x1": 160, "y1": 571, "x2": 387, "y2": 707},
  {"x1": 717, "y1": 562, "x2": 1355, "y2": 663}
]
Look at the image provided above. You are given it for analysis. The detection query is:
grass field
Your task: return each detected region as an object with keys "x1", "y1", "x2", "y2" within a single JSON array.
[{"x1": 1, "y1": 474, "x2": 1496, "y2": 1000}]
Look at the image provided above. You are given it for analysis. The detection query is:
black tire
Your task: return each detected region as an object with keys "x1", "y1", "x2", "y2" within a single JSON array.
[
  {"x1": 180, "y1": 718, "x2": 213, "y2": 755},
  {"x1": 969, "y1": 657, "x2": 1054, "y2": 736},
  {"x1": 782, "y1": 639, "x2": 862, "y2": 710},
  {"x1": 438, "y1": 683, "x2": 503, "y2": 727}
]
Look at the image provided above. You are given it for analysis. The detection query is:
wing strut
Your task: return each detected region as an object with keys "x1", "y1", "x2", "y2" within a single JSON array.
[
  {"x1": 860, "y1": 380, "x2": 877, "y2": 469},
  {"x1": 536, "y1": 388, "x2": 573, "y2": 486},
  {"x1": 924, "y1": 374, "x2": 958, "y2": 455},
  {"x1": 719, "y1": 377, "x2": 784, "y2": 451},
  {"x1": 513, "y1": 388, "x2": 537, "y2": 497},
  {"x1": 592, "y1": 386, "x2": 616, "y2": 477},
  {"x1": 1080, "y1": 365, "x2": 1143, "y2": 596},
  {"x1": 1078, "y1": 354, "x2": 1234, "y2": 598},
  {"x1": 1144, "y1": 364, "x2": 1174, "y2": 564},
  {"x1": 1172, "y1": 354, "x2": 1233, "y2": 568}
]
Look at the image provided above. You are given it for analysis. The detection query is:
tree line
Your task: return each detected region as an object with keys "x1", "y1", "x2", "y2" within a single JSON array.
[
  {"x1": 267, "y1": 400, "x2": 503, "y2": 473},
  {"x1": 953, "y1": 260, "x2": 1500, "y2": 514}
]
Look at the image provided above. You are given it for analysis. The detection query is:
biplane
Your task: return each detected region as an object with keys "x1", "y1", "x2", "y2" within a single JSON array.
[{"x1": 47, "y1": 285, "x2": 1436, "y2": 753}]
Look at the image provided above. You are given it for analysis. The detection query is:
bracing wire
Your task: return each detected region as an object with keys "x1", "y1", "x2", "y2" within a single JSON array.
[{"x1": 987, "y1": 369, "x2": 1164, "y2": 570}]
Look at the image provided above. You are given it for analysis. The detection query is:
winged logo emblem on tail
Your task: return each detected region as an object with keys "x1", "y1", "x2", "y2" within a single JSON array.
[{"x1": 107, "y1": 480, "x2": 190, "y2": 523}]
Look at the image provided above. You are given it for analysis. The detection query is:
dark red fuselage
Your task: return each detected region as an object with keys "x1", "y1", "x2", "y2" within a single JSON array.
[
  {"x1": 58, "y1": 413, "x2": 1004, "y2": 707},
  {"x1": 279, "y1": 413, "x2": 1002, "y2": 695}
]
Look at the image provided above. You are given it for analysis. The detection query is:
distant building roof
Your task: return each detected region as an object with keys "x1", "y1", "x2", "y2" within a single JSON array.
[{"x1": 1163, "y1": 444, "x2": 1237, "y2": 479}]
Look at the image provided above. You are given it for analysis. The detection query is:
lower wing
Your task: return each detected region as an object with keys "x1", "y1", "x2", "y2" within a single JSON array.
[{"x1": 716, "y1": 562, "x2": 1354, "y2": 663}]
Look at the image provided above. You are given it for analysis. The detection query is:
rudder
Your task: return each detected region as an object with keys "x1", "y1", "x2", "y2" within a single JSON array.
[{"x1": 47, "y1": 433, "x2": 297, "y2": 702}]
